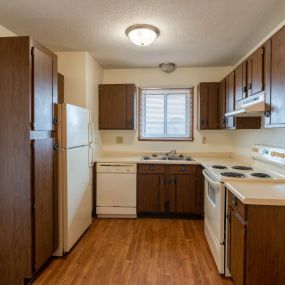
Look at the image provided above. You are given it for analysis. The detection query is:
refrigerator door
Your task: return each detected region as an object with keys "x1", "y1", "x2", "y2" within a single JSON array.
[
  {"x1": 61, "y1": 104, "x2": 90, "y2": 149},
  {"x1": 62, "y1": 145, "x2": 92, "y2": 252}
]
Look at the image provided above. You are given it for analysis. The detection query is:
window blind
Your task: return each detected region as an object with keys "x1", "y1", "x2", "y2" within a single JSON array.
[{"x1": 140, "y1": 88, "x2": 193, "y2": 140}]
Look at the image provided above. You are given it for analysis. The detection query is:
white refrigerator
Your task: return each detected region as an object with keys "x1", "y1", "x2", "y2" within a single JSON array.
[{"x1": 54, "y1": 103, "x2": 93, "y2": 256}]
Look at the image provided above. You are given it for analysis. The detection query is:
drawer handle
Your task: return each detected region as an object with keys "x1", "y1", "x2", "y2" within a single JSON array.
[
  {"x1": 232, "y1": 195, "x2": 237, "y2": 206},
  {"x1": 180, "y1": 166, "x2": 186, "y2": 171},
  {"x1": 149, "y1": 165, "x2": 155, "y2": 171}
]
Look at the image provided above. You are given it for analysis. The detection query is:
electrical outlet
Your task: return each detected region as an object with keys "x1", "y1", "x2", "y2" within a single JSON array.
[
  {"x1": 116, "y1": 136, "x2": 124, "y2": 144},
  {"x1": 202, "y1": 137, "x2": 207, "y2": 144}
]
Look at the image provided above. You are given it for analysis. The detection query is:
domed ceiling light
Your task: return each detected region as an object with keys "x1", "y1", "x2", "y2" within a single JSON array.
[
  {"x1": 125, "y1": 24, "x2": 160, "y2": 46},
  {"x1": 159, "y1": 62, "x2": 176, "y2": 73}
]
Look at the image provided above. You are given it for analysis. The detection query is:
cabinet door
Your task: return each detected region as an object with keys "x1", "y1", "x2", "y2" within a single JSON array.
[
  {"x1": 137, "y1": 174, "x2": 161, "y2": 212},
  {"x1": 99, "y1": 85, "x2": 127, "y2": 129},
  {"x1": 32, "y1": 45, "x2": 56, "y2": 131},
  {"x1": 247, "y1": 47, "x2": 264, "y2": 96},
  {"x1": 198, "y1": 83, "x2": 209, "y2": 129},
  {"x1": 235, "y1": 64, "x2": 244, "y2": 102},
  {"x1": 228, "y1": 208, "x2": 246, "y2": 285},
  {"x1": 32, "y1": 139, "x2": 54, "y2": 271},
  {"x1": 218, "y1": 78, "x2": 226, "y2": 129},
  {"x1": 226, "y1": 72, "x2": 235, "y2": 128},
  {"x1": 175, "y1": 174, "x2": 197, "y2": 214},
  {"x1": 208, "y1": 83, "x2": 219, "y2": 129},
  {"x1": 126, "y1": 84, "x2": 136, "y2": 129},
  {"x1": 267, "y1": 26, "x2": 285, "y2": 127}
]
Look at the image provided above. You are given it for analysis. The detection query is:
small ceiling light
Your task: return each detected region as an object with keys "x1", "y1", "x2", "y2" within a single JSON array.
[
  {"x1": 159, "y1": 62, "x2": 176, "y2": 73},
  {"x1": 126, "y1": 24, "x2": 160, "y2": 46}
]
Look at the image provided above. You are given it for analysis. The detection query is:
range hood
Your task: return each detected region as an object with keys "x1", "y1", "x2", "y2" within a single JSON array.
[{"x1": 225, "y1": 91, "x2": 266, "y2": 117}]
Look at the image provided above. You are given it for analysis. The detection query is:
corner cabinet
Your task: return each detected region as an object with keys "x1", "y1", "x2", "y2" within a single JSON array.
[
  {"x1": 137, "y1": 164, "x2": 203, "y2": 216},
  {"x1": 0, "y1": 37, "x2": 58, "y2": 285},
  {"x1": 265, "y1": 26, "x2": 285, "y2": 128},
  {"x1": 99, "y1": 84, "x2": 137, "y2": 130},
  {"x1": 227, "y1": 190, "x2": 285, "y2": 285},
  {"x1": 197, "y1": 82, "x2": 222, "y2": 130}
]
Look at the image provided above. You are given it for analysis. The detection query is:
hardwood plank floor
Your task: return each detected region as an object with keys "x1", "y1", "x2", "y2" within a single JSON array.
[{"x1": 34, "y1": 219, "x2": 233, "y2": 285}]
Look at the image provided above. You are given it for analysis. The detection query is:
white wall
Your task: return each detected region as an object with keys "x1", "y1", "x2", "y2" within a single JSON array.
[
  {"x1": 102, "y1": 67, "x2": 235, "y2": 153},
  {"x1": 0, "y1": 25, "x2": 16, "y2": 36}
]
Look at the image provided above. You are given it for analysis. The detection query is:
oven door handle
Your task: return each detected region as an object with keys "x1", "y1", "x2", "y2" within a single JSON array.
[{"x1": 203, "y1": 169, "x2": 221, "y2": 188}]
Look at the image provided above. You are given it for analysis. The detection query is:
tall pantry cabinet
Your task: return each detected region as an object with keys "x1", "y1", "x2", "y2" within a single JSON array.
[{"x1": 0, "y1": 37, "x2": 58, "y2": 285}]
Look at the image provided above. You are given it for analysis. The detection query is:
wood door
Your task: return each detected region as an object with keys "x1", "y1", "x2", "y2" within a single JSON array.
[
  {"x1": 208, "y1": 83, "x2": 219, "y2": 129},
  {"x1": 218, "y1": 78, "x2": 226, "y2": 129},
  {"x1": 32, "y1": 139, "x2": 54, "y2": 271},
  {"x1": 137, "y1": 174, "x2": 160, "y2": 212},
  {"x1": 228, "y1": 208, "x2": 246, "y2": 285},
  {"x1": 197, "y1": 83, "x2": 209, "y2": 129},
  {"x1": 126, "y1": 84, "x2": 136, "y2": 129},
  {"x1": 99, "y1": 85, "x2": 127, "y2": 129},
  {"x1": 247, "y1": 47, "x2": 264, "y2": 96},
  {"x1": 235, "y1": 64, "x2": 244, "y2": 102},
  {"x1": 57, "y1": 73, "x2": 64, "y2": 104},
  {"x1": 268, "y1": 26, "x2": 285, "y2": 126},
  {"x1": 32, "y1": 45, "x2": 56, "y2": 131},
  {"x1": 175, "y1": 174, "x2": 197, "y2": 214},
  {"x1": 226, "y1": 72, "x2": 235, "y2": 128}
]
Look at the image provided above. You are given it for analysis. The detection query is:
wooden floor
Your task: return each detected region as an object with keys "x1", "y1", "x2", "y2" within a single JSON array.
[{"x1": 34, "y1": 219, "x2": 233, "y2": 285}]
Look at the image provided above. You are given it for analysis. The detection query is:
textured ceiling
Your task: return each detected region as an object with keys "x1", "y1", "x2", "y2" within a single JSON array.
[{"x1": 0, "y1": 0, "x2": 284, "y2": 68}]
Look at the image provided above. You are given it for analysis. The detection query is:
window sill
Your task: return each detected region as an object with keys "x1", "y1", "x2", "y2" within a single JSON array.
[{"x1": 138, "y1": 137, "x2": 194, "y2": 142}]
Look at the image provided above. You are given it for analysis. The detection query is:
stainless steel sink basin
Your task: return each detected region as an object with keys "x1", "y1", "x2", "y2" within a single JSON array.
[{"x1": 142, "y1": 155, "x2": 193, "y2": 161}]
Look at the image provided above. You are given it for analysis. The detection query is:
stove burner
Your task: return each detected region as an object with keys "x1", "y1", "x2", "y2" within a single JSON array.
[
  {"x1": 232, "y1": 166, "x2": 253, "y2": 171},
  {"x1": 221, "y1": 172, "x2": 246, "y2": 178},
  {"x1": 251, "y1": 173, "x2": 272, "y2": 178},
  {"x1": 212, "y1": 165, "x2": 227, "y2": 169}
]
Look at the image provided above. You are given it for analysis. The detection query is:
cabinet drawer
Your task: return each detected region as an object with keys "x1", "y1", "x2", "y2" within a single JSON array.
[
  {"x1": 228, "y1": 190, "x2": 246, "y2": 219},
  {"x1": 138, "y1": 164, "x2": 166, "y2": 174},
  {"x1": 167, "y1": 164, "x2": 196, "y2": 175}
]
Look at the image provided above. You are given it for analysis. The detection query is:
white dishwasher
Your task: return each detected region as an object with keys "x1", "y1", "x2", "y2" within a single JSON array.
[{"x1": 96, "y1": 163, "x2": 137, "y2": 218}]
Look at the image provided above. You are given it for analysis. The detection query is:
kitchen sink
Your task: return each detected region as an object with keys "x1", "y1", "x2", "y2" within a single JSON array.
[{"x1": 142, "y1": 155, "x2": 194, "y2": 161}]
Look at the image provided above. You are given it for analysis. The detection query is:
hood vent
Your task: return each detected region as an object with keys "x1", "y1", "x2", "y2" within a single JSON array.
[{"x1": 225, "y1": 91, "x2": 266, "y2": 117}]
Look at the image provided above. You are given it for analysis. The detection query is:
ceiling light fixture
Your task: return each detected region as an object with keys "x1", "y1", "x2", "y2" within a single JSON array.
[
  {"x1": 159, "y1": 62, "x2": 176, "y2": 73},
  {"x1": 125, "y1": 24, "x2": 160, "y2": 46}
]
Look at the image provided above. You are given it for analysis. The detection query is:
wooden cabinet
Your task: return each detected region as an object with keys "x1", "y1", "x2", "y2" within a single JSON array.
[
  {"x1": 137, "y1": 164, "x2": 202, "y2": 216},
  {"x1": 234, "y1": 62, "x2": 247, "y2": 102},
  {"x1": 227, "y1": 189, "x2": 285, "y2": 285},
  {"x1": 0, "y1": 37, "x2": 57, "y2": 284},
  {"x1": 246, "y1": 47, "x2": 264, "y2": 97},
  {"x1": 197, "y1": 82, "x2": 221, "y2": 129},
  {"x1": 265, "y1": 26, "x2": 285, "y2": 128},
  {"x1": 225, "y1": 71, "x2": 235, "y2": 128},
  {"x1": 99, "y1": 84, "x2": 136, "y2": 130}
]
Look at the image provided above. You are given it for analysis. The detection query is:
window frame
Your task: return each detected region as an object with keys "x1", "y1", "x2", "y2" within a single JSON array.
[{"x1": 138, "y1": 87, "x2": 194, "y2": 141}]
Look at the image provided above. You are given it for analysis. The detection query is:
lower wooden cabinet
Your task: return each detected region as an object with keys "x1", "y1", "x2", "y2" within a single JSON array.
[
  {"x1": 137, "y1": 164, "x2": 203, "y2": 216},
  {"x1": 227, "y1": 189, "x2": 285, "y2": 285}
]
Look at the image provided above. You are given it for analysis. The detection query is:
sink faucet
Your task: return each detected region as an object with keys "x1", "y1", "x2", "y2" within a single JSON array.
[{"x1": 166, "y1": 149, "x2": 177, "y2": 157}]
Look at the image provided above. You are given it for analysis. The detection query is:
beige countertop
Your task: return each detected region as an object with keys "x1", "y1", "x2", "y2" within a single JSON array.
[{"x1": 225, "y1": 181, "x2": 285, "y2": 206}]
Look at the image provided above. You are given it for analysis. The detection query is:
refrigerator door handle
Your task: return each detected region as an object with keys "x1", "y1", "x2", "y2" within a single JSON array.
[
  {"x1": 88, "y1": 146, "x2": 94, "y2": 167},
  {"x1": 88, "y1": 122, "x2": 95, "y2": 144}
]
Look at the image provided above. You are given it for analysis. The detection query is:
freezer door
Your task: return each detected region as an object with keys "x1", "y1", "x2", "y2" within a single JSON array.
[
  {"x1": 61, "y1": 104, "x2": 90, "y2": 149},
  {"x1": 62, "y1": 146, "x2": 92, "y2": 252}
]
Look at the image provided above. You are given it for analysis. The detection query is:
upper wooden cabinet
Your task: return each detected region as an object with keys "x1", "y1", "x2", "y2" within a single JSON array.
[
  {"x1": 246, "y1": 46, "x2": 264, "y2": 97},
  {"x1": 225, "y1": 71, "x2": 235, "y2": 129},
  {"x1": 0, "y1": 37, "x2": 57, "y2": 285},
  {"x1": 197, "y1": 82, "x2": 222, "y2": 130},
  {"x1": 234, "y1": 62, "x2": 247, "y2": 102},
  {"x1": 265, "y1": 26, "x2": 285, "y2": 128},
  {"x1": 99, "y1": 84, "x2": 137, "y2": 130}
]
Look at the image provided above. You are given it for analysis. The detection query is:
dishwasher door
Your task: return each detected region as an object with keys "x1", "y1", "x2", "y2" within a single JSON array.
[{"x1": 96, "y1": 163, "x2": 137, "y2": 217}]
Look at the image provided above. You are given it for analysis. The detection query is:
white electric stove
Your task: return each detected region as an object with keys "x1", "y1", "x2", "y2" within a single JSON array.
[{"x1": 203, "y1": 145, "x2": 285, "y2": 276}]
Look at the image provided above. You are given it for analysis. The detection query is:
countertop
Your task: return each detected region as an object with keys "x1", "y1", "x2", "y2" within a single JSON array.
[{"x1": 225, "y1": 181, "x2": 285, "y2": 206}]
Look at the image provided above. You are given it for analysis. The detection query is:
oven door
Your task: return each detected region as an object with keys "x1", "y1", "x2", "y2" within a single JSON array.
[{"x1": 203, "y1": 169, "x2": 225, "y2": 244}]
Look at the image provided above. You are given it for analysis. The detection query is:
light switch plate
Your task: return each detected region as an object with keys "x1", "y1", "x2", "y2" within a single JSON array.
[{"x1": 116, "y1": 136, "x2": 124, "y2": 144}]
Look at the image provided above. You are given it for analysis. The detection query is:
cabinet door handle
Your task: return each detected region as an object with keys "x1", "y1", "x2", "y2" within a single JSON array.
[
  {"x1": 170, "y1": 178, "x2": 176, "y2": 185},
  {"x1": 248, "y1": 83, "x2": 252, "y2": 90},
  {"x1": 149, "y1": 165, "x2": 155, "y2": 171},
  {"x1": 180, "y1": 166, "x2": 186, "y2": 172},
  {"x1": 264, "y1": 110, "x2": 271, "y2": 118},
  {"x1": 232, "y1": 195, "x2": 238, "y2": 206},
  {"x1": 160, "y1": 178, "x2": 165, "y2": 185},
  {"x1": 242, "y1": 86, "x2": 247, "y2": 92},
  {"x1": 53, "y1": 117, "x2": 58, "y2": 125},
  {"x1": 53, "y1": 143, "x2": 59, "y2": 151}
]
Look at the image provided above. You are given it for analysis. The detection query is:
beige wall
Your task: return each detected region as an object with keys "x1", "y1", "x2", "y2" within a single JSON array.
[
  {"x1": 101, "y1": 67, "x2": 235, "y2": 153},
  {"x1": 0, "y1": 25, "x2": 16, "y2": 36},
  {"x1": 56, "y1": 51, "x2": 103, "y2": 154}
]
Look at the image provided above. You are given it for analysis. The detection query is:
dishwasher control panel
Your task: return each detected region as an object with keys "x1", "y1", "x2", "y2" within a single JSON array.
[{"x1": 97, "y1": 163, "x2": 137, "y2": 173}]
